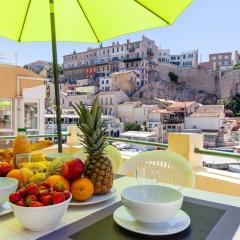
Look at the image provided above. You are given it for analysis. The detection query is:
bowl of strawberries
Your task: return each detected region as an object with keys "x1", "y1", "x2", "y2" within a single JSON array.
[{"x1": 9, "y1": 182, "x2": 72, "y2": 231}]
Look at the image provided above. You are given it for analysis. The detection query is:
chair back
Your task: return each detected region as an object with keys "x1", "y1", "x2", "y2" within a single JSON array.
[{"x1": 119, "y1": 150, "x2": 195, "y2": 188}]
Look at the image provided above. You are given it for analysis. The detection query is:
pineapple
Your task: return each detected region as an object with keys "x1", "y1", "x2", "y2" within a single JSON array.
[{"x1": 73, "y1": 97, "x2": 113, "y2": 195}]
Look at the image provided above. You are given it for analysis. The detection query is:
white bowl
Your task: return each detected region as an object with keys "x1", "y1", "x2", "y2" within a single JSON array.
[
  {"x1": 0, "y1": 177, "x2": 18, "y2": 205},
  {"x1": 121, "y1": 185, "x2": 183, "y2": 224},
  {"x1": 10, "y1": 195, "x2": 72, "y2": 231}
]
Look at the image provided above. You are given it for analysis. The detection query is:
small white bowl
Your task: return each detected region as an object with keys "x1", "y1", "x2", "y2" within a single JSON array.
[
  {"x1": 10, "y1": 195, "x2": 72, "y2": 231},
  {"x1": 121, "y1": 185, "x2": 183, "y2": 224},
  {"x1": 0, "y1": 177, "x2": 18, "y2": 205}
]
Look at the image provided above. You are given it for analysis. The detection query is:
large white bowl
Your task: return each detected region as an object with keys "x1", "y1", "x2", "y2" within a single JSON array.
[
  {"x1": 121, "y1": 185, "x2": 183, "y2": 224},
  {"x1": 10, "y1": 195, "x2": 72, "y2": 231},
  {"x1": 0, "y1": 177, "x2": 18, "y2": 205}
]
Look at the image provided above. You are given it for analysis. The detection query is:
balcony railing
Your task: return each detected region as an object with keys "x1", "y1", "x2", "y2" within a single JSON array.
[
  {"x1": 0, "y1": 134, "x2": 240, "y2": 161},
  {"x1": 0, "y1": 133, "x2": 70, "y2": 140}
]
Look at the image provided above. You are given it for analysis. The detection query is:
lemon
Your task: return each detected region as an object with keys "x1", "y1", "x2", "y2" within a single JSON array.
[
  {"x1": 24, "y1": 162, "x2": 47, "y2": 171},
  {"x1": 29, "y1": 173, "x2": 46, "y2": 185}
]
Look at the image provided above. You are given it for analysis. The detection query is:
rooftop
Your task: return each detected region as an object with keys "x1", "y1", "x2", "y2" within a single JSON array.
[
  {"x1": 189, "y1": 112, "x2": 220, "y2": 117},
  {"x1": 167, "y1": 101, "x2": 196, "y2": 110},
  {"x1": 196, "y1": 105, "x2": 224, "y2": 113}
]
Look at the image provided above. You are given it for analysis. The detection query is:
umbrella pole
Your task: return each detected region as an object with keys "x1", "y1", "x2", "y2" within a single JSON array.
[{"x1": 49, "y1": 0, "x2": 62, "y2": 153}]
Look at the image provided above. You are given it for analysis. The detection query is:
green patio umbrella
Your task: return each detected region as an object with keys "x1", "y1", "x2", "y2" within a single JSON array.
[{"x1": 0, "y1": 0, "x2": 192, "y2": 152}]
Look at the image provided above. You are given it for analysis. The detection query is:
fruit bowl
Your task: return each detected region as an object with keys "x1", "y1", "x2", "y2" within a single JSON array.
[
  {"x1": 0, "y1": 177, "x2": 18, "y2": 205},
  {"x1": 121, "y1": 185, "x2": 183, "y2": 224},
  {"x1": 10, "y1": 195, "x2": 72, "y2": 231}
]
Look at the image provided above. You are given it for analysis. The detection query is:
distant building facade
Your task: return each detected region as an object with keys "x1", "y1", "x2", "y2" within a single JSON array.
[
  {"x1": 63, "y1": 36, "x2": 158, "y2": 84},
  {"x1": 158, "y1": 49, "x2": 198, "y2": 68}
]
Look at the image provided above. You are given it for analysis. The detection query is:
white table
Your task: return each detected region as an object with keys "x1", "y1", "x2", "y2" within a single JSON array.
[{"x1": 0, "y1": 176, "x2": 240, "y2": 240}]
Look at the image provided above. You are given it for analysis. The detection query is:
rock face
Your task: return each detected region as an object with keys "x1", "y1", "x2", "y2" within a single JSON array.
[
  {"x1": 220, "y1": 70, "x2": 240, "y2": 99},
  {"x1": 133, "y1": 64, "x2": 240, "y2": 103},
  {"x1": 133, "y1": 79, "x2": 218, "y2": 104}
]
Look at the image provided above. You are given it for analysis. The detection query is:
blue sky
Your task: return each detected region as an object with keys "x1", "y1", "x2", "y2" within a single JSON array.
[{"x1": 0, "y1": 0, "x2": 239, "y2": 66}]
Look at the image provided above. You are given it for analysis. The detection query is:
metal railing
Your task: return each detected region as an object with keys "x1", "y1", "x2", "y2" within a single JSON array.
[
  {"x1": 1, "y1": 133, "x2": 240, "y2": 160},
  {"x1": 0, "y1": 133, "x2": 70, "y2": 140},
  {"x1": 194, "y1": 148, "x2": 240, "y2": 160},
  {"x1": 107, "y1": 136, "x2": 168, "y2": 149}
]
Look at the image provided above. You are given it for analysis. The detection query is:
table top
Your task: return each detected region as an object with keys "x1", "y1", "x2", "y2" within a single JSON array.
[{"x1": 0, "y1": 176, "x2": 240, "y2": 240}]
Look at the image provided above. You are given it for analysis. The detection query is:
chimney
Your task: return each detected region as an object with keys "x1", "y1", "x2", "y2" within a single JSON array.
[
  {"x1": 112, "y1": 42, "x2": 115, "y2": 46},
  {"x1": 127, "y1": 39, "x2": 130, "y2": 44}
]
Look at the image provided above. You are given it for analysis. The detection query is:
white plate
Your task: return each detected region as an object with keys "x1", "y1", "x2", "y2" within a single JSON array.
[
  {"x1": 113, "y1": 206, "x2": 190, "y2": 236},
  {"x1": 70, "y1": 188, "x2": 116, "y2": 206},
  {"x1": 0, "y1": 202, "x2": 12, "y2": 216}
]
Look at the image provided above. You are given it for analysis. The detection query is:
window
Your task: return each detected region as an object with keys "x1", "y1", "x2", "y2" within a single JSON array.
[
  {"x1": 112, "y1": 48, "x2": 114, "y2": 53},
  {"x1": 101, "y1": 99, "x2": 103, "y2": 104},
  {"x1": 110, "y1": 98, "x2": 112, "y2": 104},
  {"x1": 106, "y1": 80, "x2": 109, "y2": 84},
  {"x1": 24, "y1": 102, "x2": 38, "y2": 130},
  {"x1": 102, "y1": 80, "x2": 104, "y2": 84},
  {"x1": 0, "y1": 99, "x2": 12, "y2": 130}
]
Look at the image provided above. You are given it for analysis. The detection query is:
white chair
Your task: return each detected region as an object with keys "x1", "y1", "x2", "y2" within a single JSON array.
[{"x1": 119, "y1": 150, "x2": 195, "y2": 188}]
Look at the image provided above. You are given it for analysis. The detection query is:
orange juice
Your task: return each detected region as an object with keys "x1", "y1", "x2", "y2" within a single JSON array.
[{"x1": 13, "y1": 128, "x2": 31, "y2": 169}]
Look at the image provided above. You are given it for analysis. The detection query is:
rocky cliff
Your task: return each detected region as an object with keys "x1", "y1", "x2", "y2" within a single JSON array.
[{"x1": 133, "y1": 64, "x2": 240, "y2": 103}]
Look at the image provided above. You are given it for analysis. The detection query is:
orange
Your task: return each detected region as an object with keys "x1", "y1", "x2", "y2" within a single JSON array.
[
  {"x1": 71, "y1": 178, "x2": 94, "y2": 201},
  {"x1": 46, "y1": 175, "x2": 70, "y2": 191},
  {"x1": 6, "y1": 169, "x2": 21, "y2": 187},
  {"x1": 7, "y1": 168, "x2": 33, "y2": 188}
]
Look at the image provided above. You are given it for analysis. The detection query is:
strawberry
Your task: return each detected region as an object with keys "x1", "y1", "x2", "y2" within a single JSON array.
[
  {"x1": 15, "y1": 200, "x2": 25, "y2": 207},
  {"x1": 9, "y1": 192, "x2": 21, "y2": 203},
  {"x1": 25, "y1": 195, "x2": 38, "y2": 206},
  {"x1": 39, "y1": 182, "x2": 51, "y2": 189},
  {"x1": 39, "y1": 185, "x2": 47, "y2": 191},
  {"x1": 53, "y1": 183, "x2": 65, "y2": 192},
  {"x1": 52, "y1": 192, "x2": 65, "y2": 204},
  {"x1": 39, "y1": 188, "x2": 49, "y2": 197},
  {"x1": 63, "y1": 190, "x2": 71, "y2": 200},
  {"x1": 29, "y1": 201, "x2": 43, "y2": 207},
  {"x1": 17, "y1": 188, "x2": 26, "y2": 197},
  {"x1": 25, "y1": 183, "x2": 39, "y2": 195},
  {"x1": 40, "y1": 195, "x2": 52, "y2": 206}
]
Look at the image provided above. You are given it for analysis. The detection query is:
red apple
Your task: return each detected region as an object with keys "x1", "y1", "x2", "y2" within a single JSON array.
[
  {"x1": 0, "y1": 162, "x2": 12, "y2": 177},
  {"x1": 61, "y1": 158, "x2": 84, "y2": 180}
]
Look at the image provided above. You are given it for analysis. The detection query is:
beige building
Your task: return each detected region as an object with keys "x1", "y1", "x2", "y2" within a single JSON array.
[
  {"x1": 60, "y1": 91, "x2": 94, "y2": 108},
  {"x1": 0, "y1": 64, "x2": 47, "y2": 136},
  {"x1": 100, "y1": 70, "x2": 141, "y2": 96},
  {"x1": 98, "y1": 90, "x2": 129, "y2": 117},
  {"x1": 118, "y1": 101, "x2": 157, "y2": 124}
]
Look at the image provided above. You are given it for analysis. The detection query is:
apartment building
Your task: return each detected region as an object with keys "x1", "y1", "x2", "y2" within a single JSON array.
[
  {"x1": 158, "y1": 49, "x2": 198, "y2": 68},
  {"x1": 98, "y1": 90, "x2": 129, "y2": 117},
  {"x1": 100, "y1": 70, "x2": 141, "y2": 96},
  {"x1": 63, "y1": 36, "x2": 158, "y2": 83},
  {"x1": 158, "y1": 49, "x2": 171, "y2": 64},
  {"x1": 209, "y1": 52, "x2": 232, "y2": 71},
  {"x1": 184, "y1": 105, "x2": 225, "y2": 147},
  {"x1": 200, "y1": 52, "x2": 233, "y2": 71},
  {"x1": 170, "y1": 50, "x2": 198, "y2": 68},
  {"x1": 60, "y1": 90, "x2": 95, "y2": 108},
  {"x1": 0, "y1": 64, "x2": 46, "y2": 136}
]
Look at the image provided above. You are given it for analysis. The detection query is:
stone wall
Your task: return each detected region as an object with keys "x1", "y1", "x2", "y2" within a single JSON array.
[
  {"x1": 157, "y1": 64, "x2": 217, "y2": 95},
  {"x1": 219, "y1": 70, "x2": 240, "y2": 99}
]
